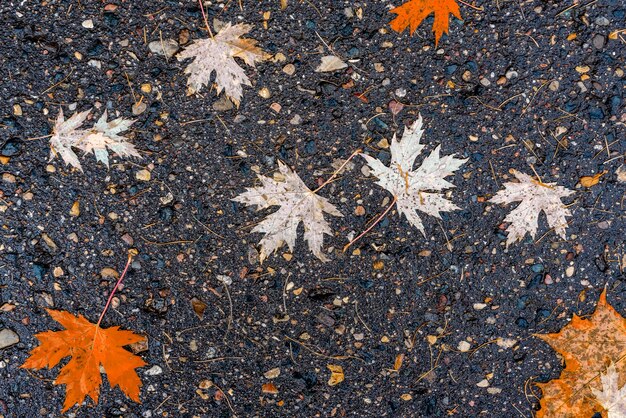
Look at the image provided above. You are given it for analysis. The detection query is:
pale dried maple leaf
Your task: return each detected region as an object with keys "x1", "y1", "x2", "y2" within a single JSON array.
[
  {"x1": 489, "y1": 170, "x2": 574, "y2": 247},
  {"x1": 49, "y1": 108, "x2": 92, "y2": 171},
  {"x1": 389, "y1": 0, "x2": 462, "y2": 45},
  {"x1": 49, "y1": 109, "x2": 140, "y2": 171},
  {"x1": 176, "y1": 22, "x2": 266, "y2": 107},
  {"x1": 592, "y1": 363, "x2": 626, "y2": 418},
  {"x1": 360, "y1": 115, "x2": 467, "y2": 235},
  {"x1": 80, "y1": 110, "x2": 140, "y2": 168},
  {"x1": 535, "y1": 289, "x2": 626, "y2": 418},
  {"x1": 232, "y1": 161, "x2": 342, "y2": 262},
  {"x1": 21, "y1": 309, "x2": 146, "y2": 413}
]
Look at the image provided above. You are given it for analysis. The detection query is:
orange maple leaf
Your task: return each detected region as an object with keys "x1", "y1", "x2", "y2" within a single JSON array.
[
  {"x1": 21, "y1": 309, "x2": 146, "y2": 412},
  {"x1": 389, "y1": 0, "x2": 462, "y2": 46},
  {"x1": 534, "y1": 289, "x2": 626, "y2": 417}
]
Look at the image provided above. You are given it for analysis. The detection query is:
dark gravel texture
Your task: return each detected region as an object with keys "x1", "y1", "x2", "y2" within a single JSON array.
[{"x1": 0, "y1": 0, "x2": 625, "y2": 417}]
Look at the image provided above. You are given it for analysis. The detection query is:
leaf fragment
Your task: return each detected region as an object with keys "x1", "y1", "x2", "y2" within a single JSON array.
[
  {"x1": 389, "y1": 0, "x2": 462, "y2": 45},
  {"x1": 327, "y1": 364, "x2": 344, "y2": 386},
  {"x1": 315, "y1": 55, "x2": 348, "y2": 73},
  {"x1": 580, "y1": 171, "x2": 607, "y2": 188}
]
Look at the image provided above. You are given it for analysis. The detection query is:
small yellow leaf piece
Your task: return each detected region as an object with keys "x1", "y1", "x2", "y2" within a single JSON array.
[
  {"x1": 389, "y1": 0, "x2": 462, "y2": 46},
  {"x1": 70, "y1": 201, "x2": 80, "y2": 217},
  {"x1": 534, "y1": 289, "x2": 626, "y2": 417},
  {"x1": 393, "y1": 354, "x2": 405, "y2": 372},
  {"x1": 262, "y1": 382, "x2": 279, "y2": 394},
  {"x1": 327, "y1": 364, "x2": 345, "y2": 386},
  {"x1": 580, "y1": 171, "x2": 607, "y2": 188}
]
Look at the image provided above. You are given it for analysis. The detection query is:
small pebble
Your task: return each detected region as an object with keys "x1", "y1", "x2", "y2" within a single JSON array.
[
  {"x1": 82, "y1": 19, "x2": 94, "y2": 29},
  {"x1": 145, "y1": 365, "x2": 163, "y2": 376},
  {"x1": 148, "y1": 39, "x2": 178, "y2": 58},
  {"x1": 264, "y1": 368, "x2": 281, "y2": 379},
  {"x1": 0, "y1": 329, "x2": 19, "y2": 349},
  {"x1": 101, "y1": 267, "x2": 119, "y2": 278},
  {"x1": 282, "y1": 64, "x2": 295, "y2": 76},
  {"x1": 290, "y1": 114, "x2": 302, "y2": 125},
  {"x1": 565, "y1": 266, "x2": 575, "y2": 277},
  {"x1": 458, "y1": 341, "x2": 471, "y2": 352},
  {"x1": 258, "y1": 87, "x2": 271, "y2": 99},
  {"x1": 136, "y1": 169, "x2": 151, "y2": 181},
  {"x1": 595, "y1": 16, "x2": 610, "y2": 26}
]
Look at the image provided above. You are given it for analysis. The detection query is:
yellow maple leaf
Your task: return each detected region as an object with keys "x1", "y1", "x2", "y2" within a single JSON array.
[
  {"x1": 21, "y1": 309, "x2": 146, "y2": 412},
  {"x1": 534, "y1": 289, "x2": 626, "y2": 417},
  {"x1": 389, "y1": 0, "x2": 462, "y2": 46}
]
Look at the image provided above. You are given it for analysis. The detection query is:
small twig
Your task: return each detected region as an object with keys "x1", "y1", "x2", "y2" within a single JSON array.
[
  {"x1": 97, "y1": 249, "x2": 136, "y2": 327},
  {"x1": 41, "y1": 67, "x2": 74, "y2": 94},
  {"x1": 354, "y1": 301, "x2": 372, "y2": 333},
  {"x1": 343, "y1": 195, "x2": 397, "y2": 252},
  {"x1": 193, "y1": 356, "x2": 243, "y2": 364},
  {"x1": 457, "y1": 0, "x2": 484, "y2": 11},
  {"x1": 192, "y1": 214, "x2": 225, "y2": 239},
  {"x1": 140, "y1": 237, "x2": 194, "y2": 245},
  {"x1": 219, "y1": 277, "x2": 234, "y2": 340},
  {"x1": 212, "y1": 381, "x2": 236, "y2": 416},
  {"x1": 198, "y1": 0, "x2": 214, "y2": 38},
  {"x1": 284, "y1": 335, "x2": 364, "y2": 361},
  {"x1": 312, "y1": 149, "x2": 361, "y2": 194},
  {"x1": 124, "y1": 72, "x2": 137, "y2": 103},
  {"x1": 24, "y1": 134, "x2": 53, "y2": 141}
]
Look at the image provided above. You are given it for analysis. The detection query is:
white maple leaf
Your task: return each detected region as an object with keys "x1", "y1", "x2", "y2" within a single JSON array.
[
  {"x1": 49, "y1": 108, "x2": 92, "y2": 171},
  {"x1": 360, "y1": 115, "x2": 467, "y2": 235},
  {"x1": 232, "y1": 161, "x2": 342, "y2": 262},
  {"x1": 489, "y1": 170, "x2": 574, "y2": 247},
  {"x1": 48, "y1": 109, "x2": 140, "y2": 172},
  {"x1": 176, "y1": 22, "x2": 266, "y2": 107},
  {"x1": 80, "y1": 110, "x2": 140, "y2": 168},
  {"x1": 591, "y1": 363, "x2": 626, "y2": 418}
]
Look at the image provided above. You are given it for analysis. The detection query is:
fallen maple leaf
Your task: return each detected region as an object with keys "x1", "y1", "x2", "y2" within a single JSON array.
[
  {"x1": 84, "y1": 110, "x2": 140, "y2": 168},
  {"x1": 49, "y1": 108, "x2": 140, "y2": 172},
  {"x1": 232, "y1": 161, "x2": 342, "y2": 262},
  {"x1": 49, "y1": 108, "x2": 91, "y2": 171},
  {"x1": 389, "y1": 0, "x2": 462, "y2": 46},
  {"x1": 592, "y1": 363, "x2": 626, "y2": 418},
  {"x1": 176, "y1": 22, "x2": 266, "y2": 107},
  {"x1": 535, "y1": 289, "x2": 626, "y2": 417},
  {"x1": 21, "y1": 309, "x2": 146, "y2": 412},
  {"x1": 489, "y1": 170, "x2": 574, "y2": 247},
  {"x1": 360, "y1": 114, "x2": 467, "y2": 236}
]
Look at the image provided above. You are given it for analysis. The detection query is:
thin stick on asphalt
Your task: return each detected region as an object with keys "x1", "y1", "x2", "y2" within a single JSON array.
[
  {"x1": 97, "y1": 249, "x2": 137, "y2": 327},
  {"x1": 198, "y1": 0, "x2": 214, "y2": 38},
  {"x1": 343, "y1": 195, "x2": 397, "y2": 253},
  {"x1": 312, "y1": 148, "x2": 361, "y2": 194}
]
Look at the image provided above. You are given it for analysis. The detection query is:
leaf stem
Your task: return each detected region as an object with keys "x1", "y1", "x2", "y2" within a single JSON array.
[
  {"x1": 343, "y1": 195, "x2": 397, "y2": 253},
  {"x1": 312, "y1": 149, "x2": 362, "y2": 194},
  {"x1": 97, "y1": 249, "x2": 137, "y2": 328},
  {"x1": 198, "y1": 0, "x2": 214, "y2": 39}
]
